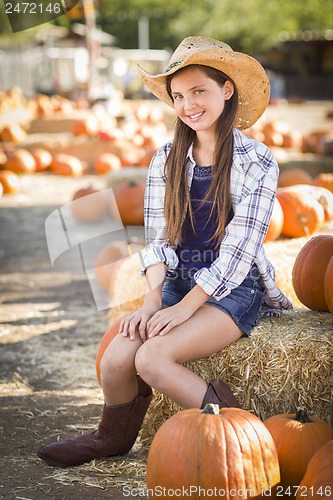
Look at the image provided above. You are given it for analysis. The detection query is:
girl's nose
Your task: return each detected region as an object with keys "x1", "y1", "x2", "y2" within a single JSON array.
[{"x1": 184, "y1": 95, "x2": 195, "y2": 111}]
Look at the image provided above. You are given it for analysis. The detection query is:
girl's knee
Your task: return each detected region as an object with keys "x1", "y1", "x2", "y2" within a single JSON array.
[
  {"x1": 135, "y1": 340, "x2": 166, "y2": 387},
  {"x1": 100, "y1": 335, "x2": 137, "y2": 382}
]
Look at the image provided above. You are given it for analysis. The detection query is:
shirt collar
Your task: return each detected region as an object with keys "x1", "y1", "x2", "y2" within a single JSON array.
[{"x1": 186, "y1": 127, "x2": 259, "y2": 168}]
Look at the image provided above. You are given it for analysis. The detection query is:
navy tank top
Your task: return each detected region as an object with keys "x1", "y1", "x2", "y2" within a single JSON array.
[{"x1": 175, "y1": 165, "x2": 233, "y2": 277}]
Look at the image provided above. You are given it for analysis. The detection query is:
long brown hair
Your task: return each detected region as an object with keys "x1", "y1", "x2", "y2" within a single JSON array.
[{"x1": 163, "y1": 64, "x2": 239, "y2": 249}]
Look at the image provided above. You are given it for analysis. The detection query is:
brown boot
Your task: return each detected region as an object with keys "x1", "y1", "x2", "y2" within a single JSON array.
[
  {"x1": 201, "y1": 379, "x2": 242, "y2": 409},
  {"x1": 37, "y1": 378, "x2": 152, "y2": 467}
]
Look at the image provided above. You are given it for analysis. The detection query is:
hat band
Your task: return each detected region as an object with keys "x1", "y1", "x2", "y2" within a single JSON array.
[{"x1": 166, "y1": 59, "x2": 184, "y2": 72}]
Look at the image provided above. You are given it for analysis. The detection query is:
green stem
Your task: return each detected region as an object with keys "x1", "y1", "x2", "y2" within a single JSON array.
[{"x1": 292, "y1": 408, "x2": 313, "y2": 423}]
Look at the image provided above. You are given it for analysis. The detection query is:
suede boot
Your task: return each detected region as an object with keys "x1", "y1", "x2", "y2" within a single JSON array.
[
  {"x1": 37, "y1": 378, "x2": 152, "y2": 467},
  {"x1": 201, "y1": 379, "x2": 242, "y2": 409}
]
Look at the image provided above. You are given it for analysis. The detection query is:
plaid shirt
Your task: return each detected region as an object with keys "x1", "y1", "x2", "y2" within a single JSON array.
[{"x1": 142, "y1": 127, "x2": 293, "y2": 316}]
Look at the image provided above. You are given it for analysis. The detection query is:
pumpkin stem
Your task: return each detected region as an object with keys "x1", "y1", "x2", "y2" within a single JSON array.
[
  {"x1": 201, "y1": 403, "x2": 220, "y2": 415},
  {"x1": 292, "y1": 407, "x2": 313, "y2": 423}
]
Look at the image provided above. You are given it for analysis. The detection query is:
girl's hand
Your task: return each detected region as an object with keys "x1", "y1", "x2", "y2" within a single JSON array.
[
  {"x1": 119, "y1": 304, "x2": 162, "y2": 342},
  {"x1": 146, "y1": 303, "x2": 193, "y2": 338}
]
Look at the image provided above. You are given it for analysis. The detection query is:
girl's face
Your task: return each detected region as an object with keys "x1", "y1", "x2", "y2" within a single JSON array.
[{"x1": 170, "y1": 66, "x2": 234, "y2": 136}]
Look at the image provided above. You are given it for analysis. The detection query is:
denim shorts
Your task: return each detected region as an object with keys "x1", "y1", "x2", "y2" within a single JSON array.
[{"x1": 161, "y1": 266, "x2": 264, "y2": 337}]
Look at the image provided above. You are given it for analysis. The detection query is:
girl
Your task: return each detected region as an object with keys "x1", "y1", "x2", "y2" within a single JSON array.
[{"x1": 38, "y1": 36, "x2": 292, "y2": 467}]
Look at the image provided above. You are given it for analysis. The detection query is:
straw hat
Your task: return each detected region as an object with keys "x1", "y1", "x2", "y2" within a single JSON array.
[{"x1": 137, "y1": 36, "x2": 270, "y2": 130}]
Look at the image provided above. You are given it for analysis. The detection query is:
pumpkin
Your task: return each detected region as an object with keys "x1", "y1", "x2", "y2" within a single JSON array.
[
  {"x1": 94, "y1": 239, "x2": 145, "y2": 291},
  {"x1": 264, "y1": 197, "x2": 284, "y2": 242},
  {"x1": 295, "y1": 440, "x2": 333, "y2": 500},
  {"x1": 276, "y1": 187, "x2": 325, "y2": 238},
  {"x1": 4, "y1": 148, "x2": 36, "y2": 174},
  {"x1": 278, "y1": 169, "x2": 313, "y2": 188},
  {"x1": 71, "y1": 116, "x2": 99, "y2": 136},
  {"x1": 324, "y1": 256, "x2": 333, "y2": 314},
  {"x1": 264, "y1": 408, "x2": 333, "y2": 493},
  {"x1": 0, "y1": 123, "x2": 26, "y2": 143},
  {"x1": 286, "y1": 185, "x2": 333, "y2": 221},
  {"x1": 95, "y1": 316, "x2": 126, "y2": 386},
  {"x1": 314, "y1": 173, "x2": 333, "y2": 194},
  {"x1": 0, "y1": 170, "x2": 20, "y2": 194},
  {"x1": 94, "y1": 153, "x2": 122, "y2": 175},
  {"x1": 50, "y1": 154, "x2": 83, "y2": 176},
  {"x1": 292, "y1": 235, "x2": 333, "y2": 312},
  {"x1": 30, "y1": 147, "x2": 52, "y2": 172},
  {"x1": 147, "y1": 404, "x2": 280, "y2": 499},
  {"x1": 111, "y1": 180, "x2": 145, "y2": 226},
  {"x1": 70, "y1": 187, "x2": 108, "y2": 223}
]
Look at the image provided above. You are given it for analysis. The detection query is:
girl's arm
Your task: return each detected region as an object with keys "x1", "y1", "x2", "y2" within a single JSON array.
[{"x1": 119, "y1": 262, "x2": 167, "y2": 341}]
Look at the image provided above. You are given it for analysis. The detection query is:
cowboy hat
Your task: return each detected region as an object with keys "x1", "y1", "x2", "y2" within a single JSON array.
[{"x1": 137, "y1": 36, "x2": 270, "y2": 130}]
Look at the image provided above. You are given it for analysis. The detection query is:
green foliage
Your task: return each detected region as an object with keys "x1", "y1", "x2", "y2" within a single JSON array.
[{"x1": 1, "y1": 0, "x2": 332, "y2": 53}]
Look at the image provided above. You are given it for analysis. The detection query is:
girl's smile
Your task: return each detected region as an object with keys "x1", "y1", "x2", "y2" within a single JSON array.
[{"x1": 170, "y1": 66, "x2": 234, "y2": 136}]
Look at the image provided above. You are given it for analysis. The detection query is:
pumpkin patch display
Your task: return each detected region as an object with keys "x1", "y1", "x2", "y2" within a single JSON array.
[
  {"x1": 111, "y1": 180, "x2": 145, "y2": 226},
  {"x1": 30, "y1": 147, "x2": 52, "y2": 172},
  {"x1": 264, "y1": 408, "x2": 333, "y2": 494},
  {"x1": 146, "y1": 404, "x2": 280, "y2": 499},
  {"x1": 94, "y1": 239, "x2": 145, "y2": 292},
  {"x1": 264, "y1": 197, "x2": 284, "y2": 242},
  {"x1": 94, "y1": 153, "x2": 122, "y2": 175},
  {"x1": 278, "y1": 169, "x2": 313, "y2": 188},
  {"x1": 295, "y1": 440, "x2": 333, "y2": 500},
  {"x1": 4, "y1": 148, "x2": 36, "y2": 174},
  {"x1": 0, "y1": 169, "x2": 20, "y2": 194},
  {"x1": 324, "y1": 256, "x2": 333, "y2": 314},
  {"x1": 276, "y1": 187, "x2": 325, "y2": 238},
  {"x1": 50, "y1": 154, "x2": 84, "y2": 176},
  {"x1": 70, "y1": 187, "x2": 108, "y2": 223},
  {"x1": 314, "y1": 173, "x2": 333, "y2": 194},
  {"x1": 292, "y1": 235, "x2": 333, "y2": 312}
]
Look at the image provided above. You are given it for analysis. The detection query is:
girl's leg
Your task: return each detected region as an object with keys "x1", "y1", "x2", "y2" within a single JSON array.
[
  {"x1": 135, "y1": 304, "x2": 243, "y2": 409},
  {"x1": 99, "y1": 333, "x2": 143, "y2": 405}
]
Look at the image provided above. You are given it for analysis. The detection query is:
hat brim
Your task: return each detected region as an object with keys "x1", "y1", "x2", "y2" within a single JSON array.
[{"x1": 137, "y1": 49, "x2": 270, "y2": 130}]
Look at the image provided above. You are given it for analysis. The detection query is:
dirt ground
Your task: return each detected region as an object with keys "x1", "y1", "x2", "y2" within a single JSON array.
[
  {"x1": 1, "y1": 101, "x2": 333, "y2": 499},
  {"x1": 0, "y1": 174, "x2": 147, "y2": 499}
]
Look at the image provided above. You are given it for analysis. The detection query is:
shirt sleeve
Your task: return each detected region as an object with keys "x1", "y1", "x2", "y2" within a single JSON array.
[
  {"x1": 194, "y1": 148, "x2": 279, "y2": 299},
  {"x1": 141, "y1": 143, "x2": 179, "y2": 276}
]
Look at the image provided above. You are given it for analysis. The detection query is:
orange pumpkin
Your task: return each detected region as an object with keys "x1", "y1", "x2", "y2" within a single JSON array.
[
  {"x1": 287, "y1": 185, "x2": 333, "y2": 221},
  {"x1": 94, "y1": 153, "x2": 122, "y2": 175},
  {"x1": 71, "y1": 116, "x2": 99, "y2": 136},
  {"x1": 295, "y1": 440, "x2": 333, "y2": 500},
  {"x1": 70, "y1": 187, "x2": 108, "y2": 223},
  {"x1": 50, "y1": 154, "x2": 83, "y2": 176},
  {"x1": 95, "y1": 316, "x2": 126, "y2": 386},
  {"x1": 264, "y1": 197, "x2": 284, "y2": 242},
  {"x1": 94, "y1": 239, "x2": 145, "y2": 291},
  {"x1": 264, "y1": 408, "x2": 333, "y2": 493},
  {"x1": 5, "y1": 148, "x2": 36, "y2": 174},
  {"x1": 276, "y1": 187, "x2": 325, "y2": 238},
  {"x1": 94, "y1": 241, "x2": 130, "y2": 291},
  {"x1": 147, "y1": 404, "x2": 280, "y2": 499},
  {"x1": 111, "y1": 180, "x2": 145, "y2": 226},
  {"x1": 278, "y1": 169, "x2": 313, "y2": 188},
  {"x1": 314, "y1": 173, "x2": 333, "y2": 194},
  {"x1": 0, "y1": 170, "x2": 20, "y2": 194},
  {"x1": 292, "y1": 235, "x2": 333, "y2": 312},
  {"x1": 324, "y1": 256, "x2": 333, "y2": 314},
  {"x1": 0, "y1": 123, "x2": 27, "y2": 143},
  {"x1": 30, "y1": 147, "x2": 52, "y2": 172}
]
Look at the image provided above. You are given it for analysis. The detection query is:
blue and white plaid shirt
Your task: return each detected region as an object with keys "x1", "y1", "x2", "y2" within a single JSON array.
[{"x1": 142, "y1": 127, "x2": 293, "y2": 316}]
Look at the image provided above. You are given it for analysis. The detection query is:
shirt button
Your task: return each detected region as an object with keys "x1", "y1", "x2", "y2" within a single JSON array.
[{"x1": 251, "y1": 289, "x2": 255, "y2": 294}]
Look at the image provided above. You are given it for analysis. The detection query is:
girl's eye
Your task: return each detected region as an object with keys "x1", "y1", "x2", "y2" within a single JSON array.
[
  {"x1": 195, "y1": 89, "x2": 204, "y2": 94},
  {"x1": 174, "y1": 95, "x2": 183, "y2": 101}
]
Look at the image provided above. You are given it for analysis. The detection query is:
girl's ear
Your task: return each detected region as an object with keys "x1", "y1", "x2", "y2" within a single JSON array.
[{"x1": 224, "y1": 80, "x2": 235, "y2": 100}]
